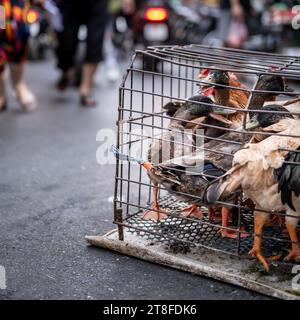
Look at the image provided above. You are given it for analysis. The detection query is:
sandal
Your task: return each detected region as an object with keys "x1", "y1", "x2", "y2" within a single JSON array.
[
  {"x1": 80, "y1": 95, "x2": 97, "y2": 107},
  {"x1": 56, "y1": 74, "x2": 70, "y2": 91},
  {"x1": 0, "y1": 99, "x2": 7, "y2": 112},
  {"x1": 14, "y1": 84, "x2": 37, "y2": 112}
]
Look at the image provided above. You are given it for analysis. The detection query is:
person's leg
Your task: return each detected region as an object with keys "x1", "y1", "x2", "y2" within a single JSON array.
[
  {"x1": 3, "y1": 0, "x2": 36, "y2": 111},
  {"x1": 56, "y1": 2, "x2": 81, "y2": 90},
  {"x1": 0, "y1": 68, "x2": 7, "y2": 111},
  {"x1": 79, "y1": 63, "x2": 98, "y2": 97},
  {"x1": 8, "y1": 33, "x2": 36, "y2": 111},
  {"x1": 9, "y1": 62, "x2": 36, "y2": 111},
  {"x1": 80, "y1": 0, "x2": 108, "y2": 106},
  {"x1": 0, "y1": 50, "x2": 7, "y2": 110}
]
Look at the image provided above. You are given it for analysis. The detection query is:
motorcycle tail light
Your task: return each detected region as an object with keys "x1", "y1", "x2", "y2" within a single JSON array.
[
  {"x1": 27, "y1": 10, "x2": 39, "y2": 24},
  {"x1": 144, "y1": 8, "x2": 168, "y2": 22}
]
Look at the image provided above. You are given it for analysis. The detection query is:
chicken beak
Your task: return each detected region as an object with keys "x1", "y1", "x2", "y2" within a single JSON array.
[
  {"x1": 245, "y1": 119, "x2": 260, "y2": 130},
  {"x1": 198, "y1": 74, "x2": 215, "y2": 96}
]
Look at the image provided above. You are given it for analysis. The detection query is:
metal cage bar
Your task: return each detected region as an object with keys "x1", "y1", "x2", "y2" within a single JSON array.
[{"x1": 114, "y1": 45, "x2": 300, "y2": 264}]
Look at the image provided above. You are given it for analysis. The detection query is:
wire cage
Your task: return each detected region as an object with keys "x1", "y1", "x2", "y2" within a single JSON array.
[{"x1": 114, "y1": 45, "x2": 300, "y2": 266}]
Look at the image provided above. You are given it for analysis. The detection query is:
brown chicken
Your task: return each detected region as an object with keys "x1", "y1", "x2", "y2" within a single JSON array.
[{"x1": 199, "y1": 68, "x2": 249, "y2": 111}]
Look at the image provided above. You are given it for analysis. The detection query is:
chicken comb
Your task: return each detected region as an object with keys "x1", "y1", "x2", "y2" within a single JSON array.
[{"x1": 199, "y1": 68, "x2": 210, "y2": 77}]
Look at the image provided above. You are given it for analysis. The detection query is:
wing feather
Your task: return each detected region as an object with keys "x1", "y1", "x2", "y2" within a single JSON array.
[{"x1": 275, "y1": 147, "x2": 300, "y2": 211}]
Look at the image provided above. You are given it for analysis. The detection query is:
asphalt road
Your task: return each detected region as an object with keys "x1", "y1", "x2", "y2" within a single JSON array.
[{"x1": 0, "y1": 58, "x2": 269, "y2": 300}]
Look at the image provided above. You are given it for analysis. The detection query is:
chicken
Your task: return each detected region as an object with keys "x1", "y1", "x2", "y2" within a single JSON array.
[
  {"x1": 199, "y1": 68, "x2": 249, "y2": 111},
  {"x1": 205, "y1": 109, "x2": 300, "y2": 270}
]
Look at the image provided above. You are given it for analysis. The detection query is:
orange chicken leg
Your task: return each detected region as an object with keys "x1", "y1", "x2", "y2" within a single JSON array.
[
  {"x1": 248, "y1": 211, "x2": 270, "y2": 271},
  {"x1": 284, "y1": 223, "x2": 300, "y2": 262},
  {"x1": 143, "y1": 185, "x2": 167, "y2": 221},
  {"x1": 219, "y1": 207, "x2": 250, "y2": 239},
  {"x1": 180, "y1": 203, "x2": 204, "y2": 219}
]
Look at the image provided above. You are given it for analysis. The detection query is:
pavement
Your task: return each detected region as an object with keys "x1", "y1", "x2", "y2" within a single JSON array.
[{"x1": 0, "y1": 58, "x2": 270, "y2": 300}]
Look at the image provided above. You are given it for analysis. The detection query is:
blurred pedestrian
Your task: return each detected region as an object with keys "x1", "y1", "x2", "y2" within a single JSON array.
[
  {"x1": 0, "y1": 0, "x2": 41, "y2": 112},
  {"x1": 55, "y1": 0, "x2": 109, "y2": 107}
]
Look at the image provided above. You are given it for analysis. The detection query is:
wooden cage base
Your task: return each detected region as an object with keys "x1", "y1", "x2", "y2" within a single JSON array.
[{"x1": 85, "y1": 229, "x2": 300, "y2": 300}]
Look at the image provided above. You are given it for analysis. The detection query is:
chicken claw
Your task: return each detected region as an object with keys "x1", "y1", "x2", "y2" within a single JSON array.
[
  {"x1": 284, "y1": 249, "x2": 300, "y2": 262},
  {"x1": 248, "y1": 246, "x2": 270, "y2": 272},
  {"x1": 180, "y1": 204, "x2": 204, "y2": 219},
  {"x1": 143, "y1": 207, "x2": 168, "y2": 221}
]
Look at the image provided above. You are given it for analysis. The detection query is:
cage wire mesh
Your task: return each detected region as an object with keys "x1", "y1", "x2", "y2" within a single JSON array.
[{"x1": 114, "y1": 44, "x2": 300, "y2": 263}]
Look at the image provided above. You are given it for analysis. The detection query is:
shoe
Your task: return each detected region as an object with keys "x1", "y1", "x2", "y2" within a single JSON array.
[
  {"x1": 0, "y1": 102, "x2": 7, "y2": 112},
  {"x1": 14, "y1": 84, "x2": 37, "y2": 112},
  {"x1": 56, "y1": 74, "x2": 70, "y2": 91},
  {"x1": 0, "y1": 99, "x2": 7, "y2": 112},
  {"x1": 80, "y1": 95, "x2": 97, "y2": 107}
]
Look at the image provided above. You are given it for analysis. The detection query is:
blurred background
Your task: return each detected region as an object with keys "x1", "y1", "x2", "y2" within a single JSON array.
[
  {"x1": 2, "y1": 0, "x2": 300, "y2": 106},
  {"x1": 28, "y1": 0, "x2": 300, "y2": 72},
  {"x1": 22, "y1": 0, "x2": 300, "y2": 81}
]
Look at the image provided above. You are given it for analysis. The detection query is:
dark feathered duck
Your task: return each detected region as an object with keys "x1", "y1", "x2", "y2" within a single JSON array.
[{"x1": 145, "y1": 94, "x2": 233, "y2": 220}]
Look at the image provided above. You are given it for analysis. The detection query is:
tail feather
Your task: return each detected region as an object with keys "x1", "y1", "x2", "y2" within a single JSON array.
[
  {"x1": 204, "y1": 167, "x2": 242, "y2": 205},
  {"x1": 275, "y1": 146, "x2": 300, "y2": 211}
]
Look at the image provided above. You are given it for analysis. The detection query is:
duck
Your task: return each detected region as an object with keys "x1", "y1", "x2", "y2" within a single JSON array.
[
  {"x1": 112, "y1": 145, "x2": 225, "y2": 221},
  {"x1": 145, "y1": 94, "x2": 234, "y2": 221},
  {"x1": 205, "y1": 106, "x2": 300, "y2": 270}
]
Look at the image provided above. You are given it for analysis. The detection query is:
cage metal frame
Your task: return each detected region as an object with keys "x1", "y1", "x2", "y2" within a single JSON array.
[{"x1": 113, "y1": 44, "x2": 300, "y2": 262}]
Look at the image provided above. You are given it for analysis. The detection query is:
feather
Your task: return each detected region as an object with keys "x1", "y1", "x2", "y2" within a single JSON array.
[
  {"x1": 262, "y1": 118, "x2": 298, "y2": 133},
  {"x1": 208, "y1": 118, "x2": 300, "y2": 211},
  {"x1": 275, "y1": 147, "x2": 300, "y2": 211}
]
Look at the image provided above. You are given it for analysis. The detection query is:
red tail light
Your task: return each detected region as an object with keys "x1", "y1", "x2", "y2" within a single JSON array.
[{"x1": 144, "y1": 7, "x2": 168, "y2": 22}]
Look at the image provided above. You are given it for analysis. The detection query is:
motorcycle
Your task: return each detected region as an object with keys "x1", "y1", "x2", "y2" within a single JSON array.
[
  {"x1": 172, "y1": 3, "x2": 220, "y2": 46},
  {"x1": 132, "y1": 0, "x2": 172, "y2": 70}
]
